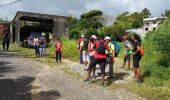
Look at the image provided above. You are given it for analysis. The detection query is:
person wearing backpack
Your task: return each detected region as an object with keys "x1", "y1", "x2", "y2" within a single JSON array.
[
  {"x1": 54, "y1": 38, "x2": 62, "y2": 63},
  {"x1": 131, "y1": 34, "x2": 142, "y2": 84},
  {"x1": 84, "y1": 36, "x2": 109, "y2": 87},
  {"x1": 121, "y1": 35, "x2": 133, "y2": 70},
  {"x1": 80, "y1": 37, "x2": 90, "y2": 68},
  {"x1": 33, "y1": 35, "x2": 40, "y2": 58},
  {"x1": 88, "y1": 35, "x2": 97, "y2": 79},
  {"x1": 39, "y1": 36, "x2": 46, "y2": 58},
  {"x1": 78, "y1": 35, "x2": 85, "y2": 64},
  {"x1": 105, "y1": 36, "x2": 115, "y2": 80},
  {"x1": 1, "y1": 29, "x2": 10, "y2": 51}
]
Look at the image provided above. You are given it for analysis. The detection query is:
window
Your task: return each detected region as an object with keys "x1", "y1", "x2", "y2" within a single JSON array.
[
  {"x1": 146, "y1": 23, "x2": 149, "y2": 25},
  {"x1": 145, "y1": 28, "x2": 148, "y2": 31},
  {"x1": 153, "y1": 21, "x2": 156, "y2": 24},
  {"x1": 153, "y1": 28, "x2": 156, "y2": 30}
]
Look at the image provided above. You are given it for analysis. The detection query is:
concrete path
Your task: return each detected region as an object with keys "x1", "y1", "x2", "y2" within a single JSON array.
[{"x1": 0, "y1": 50, "x2": 144, "y2": 100}]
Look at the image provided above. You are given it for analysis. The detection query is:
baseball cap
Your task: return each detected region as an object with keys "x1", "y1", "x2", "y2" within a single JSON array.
[
  {"x1": 91, "y1": 35, "x2": 97, "y2": 39},
  {"x1": 81, "y1": 35, "x2": 84, "y2": 38},
  {"x1": 104, "y1": 36, "x2": 111, "y2": 40}
]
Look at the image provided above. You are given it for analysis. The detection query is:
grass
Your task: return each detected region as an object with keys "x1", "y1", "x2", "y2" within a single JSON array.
[{"x1": 1, "y1": 35, "x2": 170, "y2": 99}]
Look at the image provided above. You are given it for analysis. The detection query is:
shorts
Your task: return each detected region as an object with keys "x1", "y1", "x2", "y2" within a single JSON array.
[
  {"x1": 83, "y1": 51, "x2": 90, "y2": 62},
  {"x1": 124, "y1": 54, "x2": 131, "y2": 63},
  {"x1": 133, "y1": 55, "x2": 141, "y2": 68},
  {"x1": 88, "y1": 58, "x2": 106, "y2": 75},
  {"x1": 89, "y1": 56, "x2": 96, "y2": 67}
]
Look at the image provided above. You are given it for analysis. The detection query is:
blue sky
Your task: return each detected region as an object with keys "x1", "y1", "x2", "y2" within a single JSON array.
[{"x1": 0, "y1": 0, "x2": 170, "y2": 20}]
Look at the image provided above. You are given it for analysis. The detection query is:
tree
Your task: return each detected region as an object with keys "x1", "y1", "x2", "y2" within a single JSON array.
[
  {"x1": 80, "y1": 10, "x2": 104, "y2": 30},
  {"x1": 140, "y1": 8, "x2": 151, "y2": 18},
  {"x1": 164, "y1": 9, "x2": 170, "y2": 17},
  {"x1": 132, "y1": 19, "x2": 142, "y2": 28}
]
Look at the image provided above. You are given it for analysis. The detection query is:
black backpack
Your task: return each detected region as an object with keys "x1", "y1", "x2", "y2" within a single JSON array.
[
  {"x1": 96, "y1": 41, "x2": 106, "y2": 54},
  {"x1": 82, "y1": 39, "x2": 89, "y2": 51}
]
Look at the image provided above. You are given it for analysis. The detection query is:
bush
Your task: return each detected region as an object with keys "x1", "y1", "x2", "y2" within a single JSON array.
[
  {"x1": 69, "y1": 29, "x2": 80, "y2": 39},
  {"x1": 142, "y1": 19, "x2": 170, "y2": 86}
]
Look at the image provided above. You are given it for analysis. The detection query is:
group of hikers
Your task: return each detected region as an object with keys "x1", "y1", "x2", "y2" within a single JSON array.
[
  {"x1": 1, "y1": 28, "x2": 143, "y2": 87},
  {"x1": 77, "y1": 34, "x2": 144, "y2": 87},
  {"x1": 33, "y1": 35, "x2": 63, "y2": 63}
]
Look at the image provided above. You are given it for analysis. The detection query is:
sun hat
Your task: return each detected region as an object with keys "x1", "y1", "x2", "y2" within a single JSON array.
[
  {"x1": 81, "y1": 34, "x2": 84, "y2": 38},
  {"x1": 104, "y1": 36, "x2": 111, "y2": 40},
  {"x1": 91, "y1": 35, "x2": 97, "y2": 39}
]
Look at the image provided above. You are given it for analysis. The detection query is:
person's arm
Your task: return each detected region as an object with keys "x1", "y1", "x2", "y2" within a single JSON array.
[
  {"x1": 111, "y1": 44, "x2": 115, "y2": 63},
  {"x1": 133, "y1": 46, "x2": 140, "y2": 55}
]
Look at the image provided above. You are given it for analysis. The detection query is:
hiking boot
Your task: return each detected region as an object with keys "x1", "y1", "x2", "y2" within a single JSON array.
[
  {"x1": 100, "y1": 83, "x2": 106, "y2": 87},
  {"x1": 92, "y1": 74, "x2": 96, "y2": 79},
  {"x1": 136, "y1": 80, "x2": 142, "y2": 86},
  {"x1": 84, "y1": 78, "x2": 91, "y2": 84}
]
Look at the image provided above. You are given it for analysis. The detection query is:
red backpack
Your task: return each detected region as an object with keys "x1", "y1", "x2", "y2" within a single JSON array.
[{"x1": 140, "y1": 46, "x2": 145, "y2": 56}]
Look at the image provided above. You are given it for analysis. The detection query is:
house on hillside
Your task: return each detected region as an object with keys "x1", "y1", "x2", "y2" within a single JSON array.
[{"x1": 143, "y1": 17, "x2": 166, "y2": 34}]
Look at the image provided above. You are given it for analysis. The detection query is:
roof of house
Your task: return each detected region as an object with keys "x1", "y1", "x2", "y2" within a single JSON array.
[{"x1": 143, "y1": 17, "x2": 167, "y2": 21}]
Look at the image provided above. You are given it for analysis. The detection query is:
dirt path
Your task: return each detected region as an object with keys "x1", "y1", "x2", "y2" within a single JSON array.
[{"x1": 0, "y1": 51, "x2": 144, "y2": 100}]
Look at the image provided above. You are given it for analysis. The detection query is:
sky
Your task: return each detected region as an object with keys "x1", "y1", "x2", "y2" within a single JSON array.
[{"x1": 0, "y1": 0, "x2": 170, "y2": 21}]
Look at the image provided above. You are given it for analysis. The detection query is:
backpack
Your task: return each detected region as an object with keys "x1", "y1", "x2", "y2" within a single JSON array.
[
  {"x1": 82, "y1": 39, "x2": 89, "y2": 51},
  {"x1": 140, "y1": 46, "x2": 145, "y2": 56},
  {"x1": 110, "y1": 41, "x2": 120, "y2": 57},
  {"x1": 95, "y1": 40, "x2": 106, "y2": 54}
]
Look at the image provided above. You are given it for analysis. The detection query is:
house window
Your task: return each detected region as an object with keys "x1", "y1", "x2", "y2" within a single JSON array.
[
  {"x1": 146, "y1": 23, "x2": 149, "y2": 26},
  {"x1": 153, "y1": 21, "x2": 156, "y2": 24},
  {"x1": 145, "y1": 28, "x2": 148, "y2": 31},
  {"x1": 153, "y1": 28, "x2": 156, "y2": 30}
]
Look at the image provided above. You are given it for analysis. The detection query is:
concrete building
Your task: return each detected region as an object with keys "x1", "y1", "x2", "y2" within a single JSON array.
[
  {"x1": 10, "y1": 11, "x2": 69, "y2": 43},
  {"x1": 143, "y1": 17, "x2": 166, "y2": 34}
]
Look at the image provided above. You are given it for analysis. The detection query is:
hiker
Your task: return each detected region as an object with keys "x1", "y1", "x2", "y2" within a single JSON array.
[
  {"x1": 80, "y1": 36, "x2": 90, "y2": 69},
  {"x1": 39, "y1": 36, "x2": 46, "y2": 58},
  {"x1": 1, "y1": 29, "x2": 10, "y2": 51},
  {"x1": 84, "y1": 36, "x2": 108, "y2": 87},
  {"x1": 88, "y1": 35, "x2": 97, "y2": 79},
  {"x1": 78, "y1": 35, "x2": 85, "y2": 64},
  {"x1": 121, "y1": 35, "x2": 133, "y2": 70},
  {"x1": 54, "y1": 38, "x2": 62, "y2": 63},
  {"x1": 33, "y1": 35, "x2": 40, "y2": 58},
  {"x1": 105, "y1": 36, "x2": 115, "y2": 80},
  {"x1": 131, "y1": 34, "x2": 142, "y2": 84}
]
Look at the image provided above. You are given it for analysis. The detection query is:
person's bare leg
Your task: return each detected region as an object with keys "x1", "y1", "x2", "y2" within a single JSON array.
[
  {"x1": 121, "y1": 62, "x2": 126, "y2": 68},
  {"x1": 137, "y1": 68, "x2": 141, "y2": 81},
  {"x1": 134, "y1": 68, "x2": 137, "y2": 78},
  {"x1": 128, "y1": 62, "x2": 130, "y2": 70}
]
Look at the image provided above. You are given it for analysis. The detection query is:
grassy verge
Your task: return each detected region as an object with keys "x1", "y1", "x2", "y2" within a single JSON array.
[{"x1": 2, "y1": 39, "x2": 170, "y2": 99}]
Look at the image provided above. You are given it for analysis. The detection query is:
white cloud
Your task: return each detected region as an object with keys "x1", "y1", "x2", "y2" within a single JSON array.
[{"x1": 0, "y1": 0, "x2": 170, "y2": 20}]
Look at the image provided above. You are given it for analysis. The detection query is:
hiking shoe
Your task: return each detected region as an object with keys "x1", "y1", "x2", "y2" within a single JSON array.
[
  {"x1": 100, "y1": 83, "x2": 106, "y2": 87},
  {"x1": 136, "y1": 80, "x2": 142, "y2": 86},
  {"x1": 84, "y1": 68, "x2": 88, "y2": 71},
  {"x1": 84, "y1": 78, "x2": 91, "y2": 84},
  {"x1": 107, "y1": 77, "x2": 114, "y2": 80},
  {"x1": 92, "y1": 74, "x2": 96, "y2": 79}
]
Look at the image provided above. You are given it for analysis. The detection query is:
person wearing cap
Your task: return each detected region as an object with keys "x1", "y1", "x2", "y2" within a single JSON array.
[
  {"x1": 105, "y1": 36, "x2": 115, "y2": 80},
  {"x1": 88, "y1": 35, "x2": 97, "y2": 79},
  {"x1": 1, "y1": 29, "x2": 10, "y2": 51},
  {"x1": 84, "y1": 36, "x2": 109, "y2": 87},
  {"x1": 121, "y1": 35, "x2": 132, "y2": 70},
  {"x1": 39, "y1": 35, "x2": 46, "y2": 58},
  {"x1": 78, "y1": 34, "x2": 85, "y2": 64}
]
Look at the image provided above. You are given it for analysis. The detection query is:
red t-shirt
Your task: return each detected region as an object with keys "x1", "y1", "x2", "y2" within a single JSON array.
[
  {"x1": 94, "y1": 40, "x2": 107, "y2": 59},
  {"x1": 55, "y1": 42, "x2": 62, "y2": 52}
]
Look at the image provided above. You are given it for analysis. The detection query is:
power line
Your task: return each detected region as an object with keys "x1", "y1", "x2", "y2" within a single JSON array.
[{"x1": 0, "y1": 0, "x2": 22, "y2": 7}]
